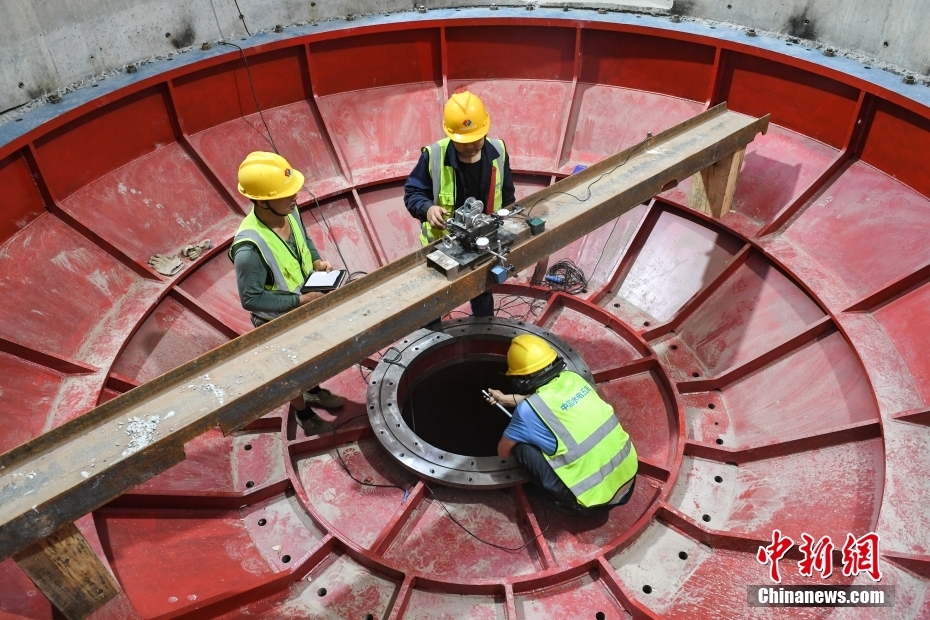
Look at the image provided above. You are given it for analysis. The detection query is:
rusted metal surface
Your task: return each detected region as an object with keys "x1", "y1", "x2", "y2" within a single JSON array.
[{"x1": 0, "y1": 104, "x2": 766, "y2": 563}]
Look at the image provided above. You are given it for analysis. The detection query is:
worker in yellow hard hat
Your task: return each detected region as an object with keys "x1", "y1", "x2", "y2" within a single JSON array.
[
  {"x1": 485, "y1": 335, "x2": 638, "y2": 514},
  {"x1": 404, "y1": 91, "x2": 515, "y2": 317},
  {"x1": 228, "y1": 151, "x2": 344, "y2": 434}
]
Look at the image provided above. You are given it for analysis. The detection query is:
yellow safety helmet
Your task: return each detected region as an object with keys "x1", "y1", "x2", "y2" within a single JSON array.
[
  {"x1": 506, "y1": 334, "x2": 558, "y2": 376},
  {"x1": 443, "y1": 91, "x2": 491, "y2": 143},
  {"x1": 237, "y1": 151, "x2": 305, "y2": 201}
]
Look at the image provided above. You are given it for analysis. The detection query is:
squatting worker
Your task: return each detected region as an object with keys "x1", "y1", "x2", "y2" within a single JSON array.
[
  {"x1": 228, "y1": 151, "x2": 344, "y2": 434},
  {"x1": 404, "y1": 91, "x2": 515, "y2": 317},
  {"x1": 485, "y1": 335, "x2": 637, "y2": 514}
]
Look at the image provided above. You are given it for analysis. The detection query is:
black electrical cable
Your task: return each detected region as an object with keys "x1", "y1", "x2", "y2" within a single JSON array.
[
  {"x1": 232, "y1": 0, "x2": 252, "y2": 36},
  {"x1": 544, "y1": 259, "x2": 588, "y2": 295},
  {"x1": 217, "y1": 41, "x2": 277, "y2": 154},
  {"x1": 519, "y1": 137, "x2": 650, "y2": 221},
  {"x1": 305, "y1": 188, "x2": 357, "y2": 277}
]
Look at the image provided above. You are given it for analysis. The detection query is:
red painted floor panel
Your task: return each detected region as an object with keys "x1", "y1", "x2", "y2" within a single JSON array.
[
  {"x1": 598, "y1": 372, "x2": 674, "y2": 468},
  {"x1": 562, "y1": 84, "x2": 704, "y2": 173},
  {"x1": 871, "y1": 280, "x2": 930, "y2": 405},
  {"x1": 516, "y1": 573, "x2": 629, "y2": 619},
  {"x1": 240, "y1": 494, "x2": 325, "y2": 574},
  {"x1": 177, "y1": 251, "x2": 253, "y2": 335},
  {"x1": 315, "y1": 82, "x2": 443, "y2": 186},
  {"x1": 384, "y1": 486, "x2": 540, "y2": 580},
  {"x1": 672, "y1": 252, "x2": 825, "y2": 377},
  {"x1": 300, "y1": 194, "x2": 382, "y2": 275},
  {"x1": 0, "y1": 353, "x2": 64, "y2": 453},
  {"x1": 611, "y1": 209, "x2": 744, "y2": 324},
  {"x1": 785, "y1": 160, "x2": 930, "y2": 300},
  {"x1": 132, "y1": 428, "x2": 235, "y2": 494},
  {"x1": 111, "y1": 296, "x2": 230, "y2": 384},
  {"x1": 187, "y1": 101, "x2": 350, "y2": 210},
  {"x1": 448, "y1": 79, "x2": 573, "y2": 173},
  {"x1": 96, "y1": 508, "x2": 277, "y2": 619},
  {"x1": 0, "y1": 558, "x2": 51, "y2": 619},
  {"x1": 405, "y1": 591, "x2": 505, "y2": 620},
  {"x1": 59, "y1": 143, "x2": 238, "y2": 264},
  {"x1": 541, "y1": 304, "x2": 642, "y2": 373},
  {"x1": 0, "y1": 213, "x2": 138, "y2": 359},
  {"x1": 356, "y1": 181, "x2": 421, "y2": 263},
  {"x1": 297, "y1": 439, "x2": 417, "y2": 550},
  {"x1": 716, "y1": 331, "x2": 879, "y2": 448}
]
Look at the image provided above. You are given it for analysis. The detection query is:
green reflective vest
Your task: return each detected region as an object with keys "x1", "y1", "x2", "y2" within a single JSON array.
[
  {"x1": 418, "y1": 137, "x2": 506, "y2": 246},
  {"x1": 527, "y1": 372, "x2": 638, "y2": 508},
  {"x1": 228, "y1": 207, "x2": 315, "y2": 321}
]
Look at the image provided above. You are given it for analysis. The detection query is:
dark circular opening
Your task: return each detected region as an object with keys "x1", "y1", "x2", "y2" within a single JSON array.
[
  {"x1": 245, "y1": 480, "x2": 254, "y2": 488},
  {"x1": 364, "y1": 615, "x2": 374, "y2": 620},
  {"x1": 257, "y1": 518, "x2": 266, "y2": 526},
  {"x1": 707, "y1": 403, "x2": 715, "y2": 409},
  {"x1": 643, "y1": 321, "x2": 650, "y2": 326},
  {"x1": 702, "y1": 514, "x2": 711, "y2": 522},
  {"x1": 244, "y1": 444, "x2": 252, "y2": 450},
  {"x1": 679, "y1": 551, "x2": 688, "y2": 560},
  {"x1": 643, "y1": 585, "x2": 653, "y2": 594},
  {"x1": 670, "y1": 344, "x2": 678, "y2": 350},
  {"x1": 282, "y1": 554, "x2": 291, "y2": 563},
  {"x1": 692, "y1": 372, "x2": 700, "y2": 377},
  {"x1": 716, "y1": 438, "x2": 723, "y2": 445},
  {"x1": 714, "y1": 475, "x2": 723, "y2": 483},
  {"x1": 595, "y1": 613, "x2": 606, "y2": 620},
  {"x1": 318, "y1": 588, "x2": 327, "y2": 597},
  {"x1": 402, "y1": 356, "x2": 511, "y2": 456}
]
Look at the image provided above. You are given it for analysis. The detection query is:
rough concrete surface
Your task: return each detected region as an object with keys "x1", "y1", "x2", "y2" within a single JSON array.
[{"x1": 0, "y1": 0, "x2": 928, "y2": 118}]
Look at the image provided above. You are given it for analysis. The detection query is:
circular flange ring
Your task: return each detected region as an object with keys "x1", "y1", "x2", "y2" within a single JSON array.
[{"x1": 367, "y1": 317, "x2": 594, "y2": 489}]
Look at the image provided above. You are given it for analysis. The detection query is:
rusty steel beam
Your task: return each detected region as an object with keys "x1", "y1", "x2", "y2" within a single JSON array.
[{"x1": 0, "y1": 103, "x2": 768, "y2": 562}]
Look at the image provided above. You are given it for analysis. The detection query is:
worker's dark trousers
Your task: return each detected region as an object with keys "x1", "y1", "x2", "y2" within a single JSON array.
[
  {"x1": 512, "y1": 443, "x2": 636, "y2": 515},
  {"x1": 469, "y1": 291, "x2": 495, "y2": 317}
]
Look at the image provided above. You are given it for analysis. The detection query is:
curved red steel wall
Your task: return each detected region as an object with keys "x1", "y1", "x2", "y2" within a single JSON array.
[{"x1": 1, "y1": 11, "x2": 930, "y2": 619}]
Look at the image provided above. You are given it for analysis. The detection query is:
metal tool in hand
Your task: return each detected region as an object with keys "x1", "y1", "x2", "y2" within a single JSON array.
[{"x1": 482, "y1": 390, "x2": 512, "y2": 418}]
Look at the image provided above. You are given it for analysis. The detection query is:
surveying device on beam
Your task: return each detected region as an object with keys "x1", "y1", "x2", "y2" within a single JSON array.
[{"x1": 426, "y1": 197, "x2": 527, "y2": 283}]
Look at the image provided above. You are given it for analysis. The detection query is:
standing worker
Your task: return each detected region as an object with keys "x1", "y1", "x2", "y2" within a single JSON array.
[
  {"x1": 228, "y1": 151, "x2": 344, "y2": 434},
  {"x1": 404, "y1": 91, "x2": 516, "y2": 317},
  {"x1": 485, "y1": 335, "x2": 638, "y2": 514}
]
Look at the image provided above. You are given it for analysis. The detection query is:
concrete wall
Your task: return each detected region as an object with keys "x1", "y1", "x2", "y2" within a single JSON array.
[{"x1": 0, "y1": 0, "x2": 927, "y2": 115}]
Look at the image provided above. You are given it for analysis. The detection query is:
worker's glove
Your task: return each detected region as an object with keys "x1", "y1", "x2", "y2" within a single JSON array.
[
  {"x1": 180, "y1": 239, "x2": 212, "y2": 261},
  {"x1": 148, "y1": 253, "x2": 183, "y2": 276}
]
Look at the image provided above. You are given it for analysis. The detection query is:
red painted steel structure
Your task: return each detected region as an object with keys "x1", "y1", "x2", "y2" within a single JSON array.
[{"x1": 1, "y1": 12, "x2": 929, "y2": 619}]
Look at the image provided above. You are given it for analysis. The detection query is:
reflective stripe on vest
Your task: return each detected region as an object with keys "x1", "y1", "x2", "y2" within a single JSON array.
[
  {"x1": 419, "y1": 137, "x2": 506, "y2": 246},
  {"x1": 228, "y1": 207, "x2": 315, "y2": 321},
  {"x1": 527, "y1": 372, "x2": 638, "y2": 507}
]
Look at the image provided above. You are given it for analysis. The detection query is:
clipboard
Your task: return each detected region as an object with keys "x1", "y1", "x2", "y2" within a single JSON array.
[{"x1": 301, "y1": 269, "x2": 347, "y2": 293}]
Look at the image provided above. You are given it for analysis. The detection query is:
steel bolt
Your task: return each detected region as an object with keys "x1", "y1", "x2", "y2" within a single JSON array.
[
  {"x1": 274, "y1": 24, "x2": 284, "y2": 33},
  {"x1": 47, "y1": 93, "x2": 62, "y2": 104},
  {"x1": 526, "y1": 3, "x2": 534, "y2": 8},
  {"x1": 201, "y1": 42, "x2": 211, "y2": 50},
  {"x1": 490, "y1": 3, "x2": 498, "y2": 9},
  {"x1": 418, "y1": 4, "x2": 426, "y2": 12},
  {"x1": 346, "y1": 13, "x2": 355, "y2": 20},
  {"x1": 670, "y1": 15, "x2": 681, "y2": 22},
  {"x1": 823, "y1": 47, "x2": 835, "y2": 57},
  {"x1": 598, "y1": 8, "x2": 606, "y2": 14},
  {"x1": 746, "y1": 28, "x2": 756, "y2": 36},
  {"x1": 126, "y1": 64, "x2": 137, "y2": 73},
  {"x1": 904, "y1": 74, "x2": 916, "y2": 84}
]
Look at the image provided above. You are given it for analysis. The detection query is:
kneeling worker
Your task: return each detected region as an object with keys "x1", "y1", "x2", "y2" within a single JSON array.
[
  {"x1": 486, "y1": 335, "x2": 637, "y2": 514},
  {"x1": 404, "y1": 91, "x2": 515, "y2": 317},
  {"x1": 229, "y1": 151, "x2": 344, "y2": 434}
]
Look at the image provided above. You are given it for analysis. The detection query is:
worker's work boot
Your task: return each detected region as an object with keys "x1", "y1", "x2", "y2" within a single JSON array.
[
  {"x1": 295, "y1": 410, "x2": 335, "y2": 436},
  {"x1": 303, "y1": 388, "x2": 344, "y2": 409}
]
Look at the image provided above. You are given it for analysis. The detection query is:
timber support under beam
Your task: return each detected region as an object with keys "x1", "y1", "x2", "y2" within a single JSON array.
[{"x1": 0, "y1": 105, "x2": 768, "y2": 610}]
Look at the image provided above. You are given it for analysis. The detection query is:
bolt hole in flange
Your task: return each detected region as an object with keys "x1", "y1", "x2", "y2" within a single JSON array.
[
  {"x1": 596, "y1": 613, "x2": 606, "y2": 620},
  {"x1": 367, "y1": 319, "x2": 593, "y2": 488}
]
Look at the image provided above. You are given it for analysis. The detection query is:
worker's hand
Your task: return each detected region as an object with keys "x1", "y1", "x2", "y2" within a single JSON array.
[
  {"x1": 486, "y1": 389, "x2": 511, "y2": 407},
  {"x1": 298, "y1": 291, "x2": 324, "y2": 305},
  {"x1": 312, "y1": 259, "x2": 333, "y2": 272},
  {"x1": 426, "y1": 205, "x2": 447, "y2": 230}
]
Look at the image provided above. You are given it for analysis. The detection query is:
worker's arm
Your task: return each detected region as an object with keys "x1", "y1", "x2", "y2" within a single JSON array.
[
  {"x1": 497, "y1": 435, "x2": 517, "y2": 458},
  {"x1": 232, "y1": 245, "x2": 301, "y2": 315},
  {"x1": 485, "y1": 389, "x2": 525, "y2": 408},
  {"x1": 403, "y1": 149, "x2": 435, "y2": 222}
]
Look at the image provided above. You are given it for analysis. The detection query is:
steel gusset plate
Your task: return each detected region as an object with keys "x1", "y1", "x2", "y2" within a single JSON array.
[{"x1": 367, "y1": 317, "x2": 593, "y2": 489}]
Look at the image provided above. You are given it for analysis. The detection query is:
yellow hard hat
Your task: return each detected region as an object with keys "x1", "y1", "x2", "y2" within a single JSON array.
[
  {"x1": 237, "y1": 151, "x2": 305, "y2": 201},
  {"x1": 506, "y1": 334, "x2": 558, "y2": 376},
  {"x1": 443, "y1": 91, "x2": 491, "y2": 143}
]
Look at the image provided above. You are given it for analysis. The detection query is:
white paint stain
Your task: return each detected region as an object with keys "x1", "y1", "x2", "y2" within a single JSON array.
[
  {"x1": 168, "y1": 596, "x2": 178, "y2": 603},
  {"x1": 81, "y1": 471, "x2": 89, "y2": 478},
  {"x1": 87, "y1": 270, "x2": 111, "y2": 296},
  {"x1": 121, "y1": 414, "x2": 162, "y2": 457},
  {"x1": 117, "y1": 181, "x2": 128, "y2": 195}
]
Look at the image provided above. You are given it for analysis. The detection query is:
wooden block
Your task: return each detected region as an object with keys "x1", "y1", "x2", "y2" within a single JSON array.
[
  {"x1": 14, "y1": 522, "x2": 119, "y2": 620},
  {"x1": 689, "y1": 147, "x2": 746, "y2": 218}
]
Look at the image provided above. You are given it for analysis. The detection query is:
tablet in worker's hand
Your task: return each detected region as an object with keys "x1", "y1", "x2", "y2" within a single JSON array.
[{"x1": 301, "y1": 270, "x2": 346, "y2": 293}]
